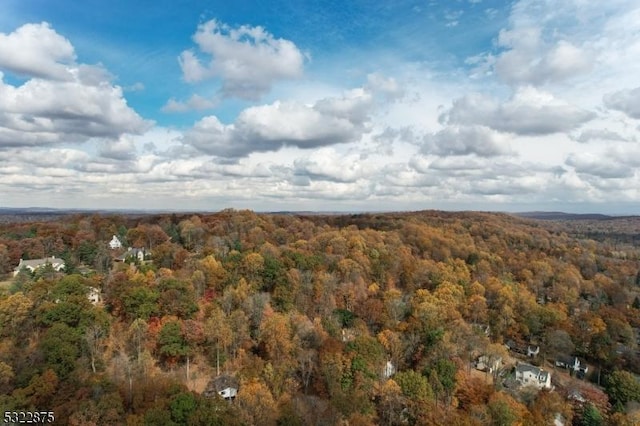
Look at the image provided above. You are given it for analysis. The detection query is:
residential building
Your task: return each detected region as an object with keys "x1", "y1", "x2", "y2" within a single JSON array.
[
  {"x1": 515, "y1": 363, "x2": 552, "y2": 389},
  {"x1": 13, "y1": 257, "x2": 65, "y2": 276},
  {"x1": 383, "y1": 361, "x2": 396, "y2": 379},
  {"x1": 87, "y1": 287, "x2": 101, "y2": 305},
  {"x1": 108, "y1": 235, "x2": 122, "y2": 249},
  {"x1": 203, "y1": 375, "x2": 239, "y2": 400},
  {"x1": 476, "y1": 355, "x2": 502, "y2": 374},
  {"x1": 555, "y1": 355, "x2": 586, "y2": 373},
  {"x1": 527, "y1": 345, "x2": 540, "y2": 358},
  {"x1": 114, "y1": 247, "x2": 147, "y2": 263}
]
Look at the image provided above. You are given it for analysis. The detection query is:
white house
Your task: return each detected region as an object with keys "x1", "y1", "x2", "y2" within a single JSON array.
[
  {"x1": 114, "y1": 247, "x2": 147, "y2": 263},
  {"x1": 515, "y1": 363, "x2": 552, "y2": 389},
  {"x1": 14, "y1": 257, "x2": 65, "y2": 276},
  {"x1": 555, "y1": 356, "x2": 582, "y2": 372},
  {"x1": 203, "y1": 375, "x2": 239, "y2": 400},
  {"x1": 108, "y1": 235, "x2": 122, "y2": 249},
  {"x1": 476, "y1": 355, "x2": 502, "y2": 374},
  {"x1": 87, "y1": 287, "x2": 101, "y2": 305},
  {"x1": 383, "y1": 361, "x2": 396, "y2": 379},
  {"x1": 527, "y1": 345, "x2": 540, "y2": 358}
]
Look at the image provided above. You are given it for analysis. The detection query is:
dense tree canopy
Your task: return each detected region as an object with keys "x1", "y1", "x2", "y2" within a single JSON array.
[{"x1": 0, "y1": 210, "x2": 639, "y2": 423}]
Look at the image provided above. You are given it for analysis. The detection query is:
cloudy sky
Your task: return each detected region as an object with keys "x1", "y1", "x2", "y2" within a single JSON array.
[{"x1": 1, "y1": 0, "x2": 639, "y2": 213}]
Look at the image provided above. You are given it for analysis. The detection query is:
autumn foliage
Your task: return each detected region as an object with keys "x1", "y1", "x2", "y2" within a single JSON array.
[{"x1": 0, "y1": 209, "x2": 639, "y2": 424}]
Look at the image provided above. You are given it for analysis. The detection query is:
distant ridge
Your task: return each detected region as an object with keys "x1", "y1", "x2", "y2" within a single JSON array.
[{"x1": 515, "y1": 211, "x2": 616, "y2": 220}]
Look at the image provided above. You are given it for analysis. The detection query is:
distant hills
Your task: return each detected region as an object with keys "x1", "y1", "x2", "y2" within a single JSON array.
[
  {"x1": 514, "y1": 211, "x2": 618, "y2": 220},
  {"x1": 1, "y1": 207, "x2": 638, "y2": 222}
]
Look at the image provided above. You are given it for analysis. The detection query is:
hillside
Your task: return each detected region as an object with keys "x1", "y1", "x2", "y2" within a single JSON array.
[{"x1": 0, "y1": 210, "x2": 639, "y2": 425}]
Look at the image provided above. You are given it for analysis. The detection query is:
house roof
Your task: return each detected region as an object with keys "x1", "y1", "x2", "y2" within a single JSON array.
[
  {"x1": 556, "y1": 355, "x2": 579, "y2": 365},
  {"x1": 16, "y1": 257, "x2": 65, "y2": 269},
  {"x1": 203, "y1": 374, "x2": 239, "y2": 397},
  {"x1": 213, "y1": 374, "x2": 239, "y2": 391},
  {"x1": 516, "y1": 363, "x2": 549, "y2": 381},
  {"x1": 115, "y1": 247, "x2": 146, "y2": 261}
]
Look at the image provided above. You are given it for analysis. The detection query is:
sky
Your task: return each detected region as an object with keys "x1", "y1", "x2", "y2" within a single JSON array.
[{"x1": 1, "y1": 0, "x2": 639, "y2": 213}]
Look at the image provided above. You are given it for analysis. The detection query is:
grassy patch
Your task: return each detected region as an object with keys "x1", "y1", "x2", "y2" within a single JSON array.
[{"x1": 0, "y1": 277, "x2": 13, "y2": 294}]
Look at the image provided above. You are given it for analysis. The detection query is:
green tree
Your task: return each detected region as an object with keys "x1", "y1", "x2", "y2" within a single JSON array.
[
  {"x1": 157, "y1": 321, "x2": 189, "y2": 366},
  {"x1": 40, "y1": 323, "x2": 81, "y2": 378},
  {"x1": 186, "y1": 394, "x2": 241, "y2": 426},
  {"x1": 605, "y1": 370, "x2": 640, "y2": 411},
  {"x1": 169, "y1": 391, "x2": 197, "y2": 425},
  {"x1": 394, "y1": 370, "x2": 434, "y2": 402},
  {"x1": 144, "y1": 406, "x2": 178, "y2": 426},
  {"x1": 38, "y1": 296, "x2": 93, "y2": 328},
  {"x1": 580, "y1": 403, "x2": 604, "y2": 426},
  {"x1": 425, "y1": 358, "x2": 457, "y2": 405},
  {"x1": 123, "y1": 286, "x2": 159, "y2": 320},
  {"x1": 346, "y1": 335, "x2": 386, "y2": 381}
]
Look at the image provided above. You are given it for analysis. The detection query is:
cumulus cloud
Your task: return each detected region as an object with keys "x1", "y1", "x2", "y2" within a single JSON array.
[
  {"x1": 0, "y1": 22, "x2": 76, "y2": 80},
  {"x1": 0, "y1": 75, "x2": 151, "y2": 147},
  {"x1": 99, "y1": 135, "x2": 138, "y2": 160},
  {"x1": 494, "y1": 30, "x2": 593, "y2": 86},
  {"x1": 1, "y1": 147, "x2": 90, "y2": 169},
  {"x1": 427, "y1": 156, "x2": 490, "y2": 172},
  {"x1": 442, "y1": 87, "x2": 595, "y2": 135},
  {"x1": 0, "y1": 23, "x2": 151, "y2": 150},
  {"x1": 379, "y1": 163, "x2": 440, "y2": 188},
  {"x1": 293, "y1": 148, "x2": 372, "y2": 183},
  {"x1": 573, "y1": 128, "x2": 630, "y2": 143},
  {"x1": 422, "y1": 125, "x2": 512, "y2": 157},
  {"x1": 566, "y1": 152, "x2": 634, "y2": 179},
  {"x1": 470, "y1": 0, "x2": 603, "y2": 87},
  {"x1": 179, "y1": 19, "x2": 305, "y2": 100},
  {"x1": 603, "y1": 87, "x2": 640, "y2": 119},
  {"x1": 184, "y1": 88, "x2": 374, "y2": 158}
]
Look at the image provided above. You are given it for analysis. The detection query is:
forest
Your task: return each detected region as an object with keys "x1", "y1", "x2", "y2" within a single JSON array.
[{"x1": 0, "y1": 209, "x2": 639, "y2": 425}]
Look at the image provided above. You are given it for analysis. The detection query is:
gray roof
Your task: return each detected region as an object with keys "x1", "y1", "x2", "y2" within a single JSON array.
[
  {"x1": 16, "y1": 257, "x2": 65, "y2": 269},
  {"x1": 203, "y1": 375, "x2": 239, "y2": 397},
  {"x1": 516, "y1": 363, "x2": 540, "y2": 374},
  {"x1": 556, "y1": 355, "x2": 579, "y2": 365},
  {"x1": 516, "y1": 363, "x2": 549, "y2": 380}
]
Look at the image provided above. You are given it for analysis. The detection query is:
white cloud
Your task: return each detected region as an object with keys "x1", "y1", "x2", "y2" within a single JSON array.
[
  {"x1": 4, "y1": 3, "x2": 640, "y2": 213},
  {"x1": 0, "y1": 74, "x2": 151, "y2": 147},
  {"x1": 293, "y1": 147, "x2": 372, "y2": 183},
  {"x1": 494, "y1": 28, "x2": 593, "y2": 86},
  {"x1": 476, "y1": 0, "x2": 602, "y2": 87},
  {"x1": 566, "y1": 152, "x2": 634, "y2": 179},
  {"x1": 573, "y1": 128, "x2": 630, "y2": 143},
  {"x1": 99, "y1": 135, "x2": 138, "y2": 160},
  {"x1": 603, "y1": 87, "x2": 640, "y2": 119},
  {"x1": 442, "y1": 87, "x2": 595, "y2": 135},
  {"x1": 381, "y1": 163, "x2": 440, "y2": 188},
  {"x1": 0, "y1": 22, "x2": 75, "y2": 80},
  {"x1": 365, "y1": 73, "x2": 404, "y2": 101},
  {"x1": 422, "y1": 125, "x2": 512, "y2": 157},
  {"x1": 179, "y1": 19, "x2": 305, "y2": 99},
  {"x1": 0, "y1": 23, "x2": 151, "y2": 150},
  {"x1": 184, "y1": 87, "x2": 374, "y2": 158}
]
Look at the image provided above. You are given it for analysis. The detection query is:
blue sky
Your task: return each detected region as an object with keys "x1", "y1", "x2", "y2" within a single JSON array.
[{"x1": 1, "y1": 0, "x2": 639, "y2": 213}]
